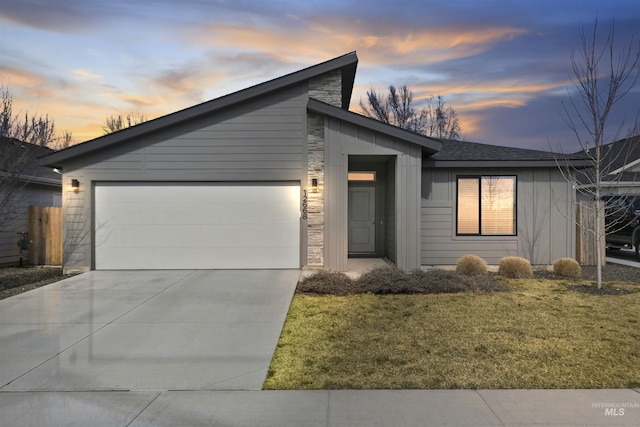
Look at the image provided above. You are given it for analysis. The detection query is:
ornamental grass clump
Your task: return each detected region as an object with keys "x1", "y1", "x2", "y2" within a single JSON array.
[
  {"x1": 498, "y1": 256, "x2": 533, "y2": 279},
  {"x1": 553, "y1": 258, "x2": 582, "y2": 278},
  {"x1": 456, "y1": 255, "x2": 488, "y2": 276}
]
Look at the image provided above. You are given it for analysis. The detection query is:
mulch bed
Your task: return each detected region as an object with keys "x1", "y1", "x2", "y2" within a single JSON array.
[
  {"x1": 299, "y1": 263, "x2": 639, "y2": 296},
  {"x1": 2, "y1": 262, "x2": 637, "y2": 300},
  {"x1": 0, "y1": 267, "x2": 75, "y2": 300},
  {"x1": 298, "y1": 267, "x2": 508, "y2": 295}
]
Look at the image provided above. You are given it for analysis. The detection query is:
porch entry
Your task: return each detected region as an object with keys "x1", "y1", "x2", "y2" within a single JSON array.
[{"x1": 348, "y1": 155, "x2": 396, "y2": 261}]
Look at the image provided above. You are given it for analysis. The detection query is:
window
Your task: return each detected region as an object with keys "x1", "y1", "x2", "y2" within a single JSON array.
[
  {"x1": 348, "y1": 171, "x2": 376, "y2": 181},
  {"x1": 457, "y1": 176, "x2": 516, "y2": 235}
]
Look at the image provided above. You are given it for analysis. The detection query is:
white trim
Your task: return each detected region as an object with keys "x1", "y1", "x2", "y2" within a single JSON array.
[
  {"x1": 574, "y1": 181, "x2": 640, "y2": 190},
  {"x1": 94, "y1": 182, "x2": 301, "y2": 269},
  {"x1": 608, "y1": 157, "x2": 640, "y2": 175}
]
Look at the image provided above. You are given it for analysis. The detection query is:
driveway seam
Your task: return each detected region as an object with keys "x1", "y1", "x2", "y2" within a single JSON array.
[
  {"x1": 126, "y1": 391, "x2": 163, "y2": 427},
  {"x1": 475, "y1": 390, "x2": 507, "y2": 427},
  {"x1": 198, "y1": 367, "x2": 266, "y2": 390},
  {"x1": 104, "y1": 270, "x2": 198, "y2": 324}
]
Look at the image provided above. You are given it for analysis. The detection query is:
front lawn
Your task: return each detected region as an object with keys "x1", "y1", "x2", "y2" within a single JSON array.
[{"x1": 264, "y1": 278, "x2": 640, "y2": 389}]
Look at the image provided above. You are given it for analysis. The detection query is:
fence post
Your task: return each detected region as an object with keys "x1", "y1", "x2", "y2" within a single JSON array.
[{"x1": 576, "y1": 201, "x2": 606, "y2": 266}]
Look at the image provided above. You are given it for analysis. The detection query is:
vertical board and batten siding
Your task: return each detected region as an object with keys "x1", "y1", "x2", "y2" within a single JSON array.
[
  {"x1": 421, "y1": 167, "x2": 575, "y2": 265},
  {"x1": 384, "y1": 160, "x2": 397, "y2": 263},
  {"x1": 0, "y1": 185, "x2": 61, "y2": 266},
  {"x1": 324, "y1": 118, "x2": 422, "y2": 272},
  {"x1": 61, "y1": 84, "x2": 308, "y2": 272}
]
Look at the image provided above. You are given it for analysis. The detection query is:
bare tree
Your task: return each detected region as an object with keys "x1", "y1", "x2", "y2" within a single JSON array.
[
  {"x1": 0, "y1": 83, "x2": 64, "y2": 228},
  {"x1": 359, "y1": 85, "x2": 461, "y2": 139},
  {"x1": 51, "y1": 130, "x2": 73, "y2": 150},
  {"x1": 102, "y1": 112, "x2": 147, "y2": 134},
  {"x1": 0, "y1": 83, "x2": 61, "y2": 147},
  {"x1": 556, "y1": 18, "x2": 640, "y2": 289}
]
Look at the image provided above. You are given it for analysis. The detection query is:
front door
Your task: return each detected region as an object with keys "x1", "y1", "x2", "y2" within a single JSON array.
[{"x1": 348, "y1": 186, "x2": 376, "y2": 253}]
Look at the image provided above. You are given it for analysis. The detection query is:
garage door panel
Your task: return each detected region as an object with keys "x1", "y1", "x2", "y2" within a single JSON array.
[
  {"x1": 96, "y1": 245, "x2": 300, "y2": 270},
  {"x1": 97, "y1": 184, "x2": 297, "y2": 202},
  {"x1": 99, "y1": 204, "x2": 299, "y2": 226},
  {"x1": 95, "y1": 183, "x2": 300, "y2": 269},
  {"x1": 96, "y1": 223, "x2": 300, "y2": 247}
]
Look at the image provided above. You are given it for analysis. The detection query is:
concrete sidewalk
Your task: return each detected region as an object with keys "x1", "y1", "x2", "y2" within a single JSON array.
[{"x1": 1, "y1": 388, "x2": 638, "y2": 426}]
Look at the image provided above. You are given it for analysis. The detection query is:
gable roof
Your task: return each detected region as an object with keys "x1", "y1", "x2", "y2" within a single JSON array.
[
  {"x1": 573, "y1": 136, "x2": 640, "y2": 187},
  {"x1": 587, "y1": 137, "x2": 640, "y2": 179},
  {"x1": 423, "y1": 139, "x2": 591, "y2": 168},
  {"x1": 1, "y1": 136, "x2": 61, "y2": 186},
  {"x1": 307, "y1": 98, "x2": 442, "y2": 154},
  {"x1": 41, "y1": 52, "x2": 359, "y2": 168}
]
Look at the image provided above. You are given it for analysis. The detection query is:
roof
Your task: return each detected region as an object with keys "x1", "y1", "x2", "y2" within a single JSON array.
[
  {"x1": 0, "y1": 136, "x2": 61, "y2": 186},
  {"x1": 307, "y1": 98, "x2": 442, "y2": 154},
  {"x1": 41, "y1": 52, "x2": 359, "y2": 168},
  {"x1": 576, "y1": 137, "x2": 640, "y2": 187},
  {"x1": 423, "y1": 139, "x2": 591, "y2": 168},
  {"x1": 576, "y1": 136, "x2": 640, "y2": 182}
]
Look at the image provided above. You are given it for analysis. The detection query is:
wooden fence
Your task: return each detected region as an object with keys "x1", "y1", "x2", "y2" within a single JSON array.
[
  {"x1": 28, "y1": 206, "x2": 62, "y2": 265},
  {"x1": 575, "y1": 201, "x2": 606, "y2": 266}
]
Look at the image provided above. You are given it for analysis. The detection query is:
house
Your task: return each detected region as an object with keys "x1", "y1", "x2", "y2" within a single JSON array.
[
  {"x1": 40, "y1": 52, "x2": 588, "y2": 273},
  {"x1": 0, "y1": 136, "x2": 62, "y2": 266},
  {"x1": 574, "y1": 136, "x2": 640, "y2": 199}
]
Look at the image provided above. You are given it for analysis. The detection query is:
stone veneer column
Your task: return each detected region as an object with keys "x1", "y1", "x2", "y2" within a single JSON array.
[{"x1": 306, "y1": 70, "x2": 342, "y2": 267}]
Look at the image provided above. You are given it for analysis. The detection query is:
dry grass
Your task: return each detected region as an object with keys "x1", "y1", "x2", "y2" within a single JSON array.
[{"x1": 265, "y1": 278, "x2": 640, "y2": 390}]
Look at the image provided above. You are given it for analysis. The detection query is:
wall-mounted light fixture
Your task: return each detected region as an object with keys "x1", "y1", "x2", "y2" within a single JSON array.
[
  {"x1": 311, "y1": 178, "x2": 318, "y2": 191},
  {"x1": 71, "y1": 179, "x2": 80, "y2": 191}
]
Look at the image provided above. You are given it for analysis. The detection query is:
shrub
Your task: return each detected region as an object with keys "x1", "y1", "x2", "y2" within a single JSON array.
[
  {"x1": 357, "y1": 267, "x2": 411, "y2": 294},
  {"x1": 553, "y1": 258, "x2": 581, "y2": 278},
  {"x1": 456, "y1": 255, "x2": 488, "y2": 276},
  {"x1": 498, "y1": 256, "x2": 533, "y2": 279},
  {"x1": 297, "y1": 266, "x2": 509, "y2": 295},
  {"x1": 411, "y1": 269, "x2": 508, "y2": 293},
  {"x1": 297, "y1": 270, "x2": 355, "y2": 295},
  {"x1": 357, "y1": 268, "x2": 508, "y2": 294}
]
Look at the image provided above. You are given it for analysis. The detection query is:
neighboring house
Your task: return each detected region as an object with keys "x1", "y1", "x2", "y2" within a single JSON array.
[
  {"x1": 574, "y1": 136, "x2": 640, "y2": 199},
  {"x1": 40, "y1": 52, "x2": 588, "y2": 273},
  {"x1": 0, "y1": 136, "x2": 62, "y2": 266}
]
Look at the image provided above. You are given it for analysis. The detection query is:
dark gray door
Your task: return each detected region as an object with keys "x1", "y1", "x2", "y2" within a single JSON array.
[{"x1": 349, "y1": 186, "x2": 376, "y2": 253}]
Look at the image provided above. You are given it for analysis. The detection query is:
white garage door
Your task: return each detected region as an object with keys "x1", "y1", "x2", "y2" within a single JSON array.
[{"x1": 94, "y1": 183, "x2": 300, "y2": 269}]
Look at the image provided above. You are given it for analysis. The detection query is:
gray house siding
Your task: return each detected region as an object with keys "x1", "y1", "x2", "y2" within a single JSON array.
[
  {"x1": 0, "y1": 184, "x2": 61, "y2": 266},
  {"x1": 385, "y1": 160, "x2": 397, "y2": 263},
  {"x1": 61, "y1": 84, "x2": 308, "y2": 272},
  {"x1": 324, "y1": 118, "x2": 422, "y2": 272},
  {"x1": 421, "y1": 167, "x2": 575, "y2": 265}
]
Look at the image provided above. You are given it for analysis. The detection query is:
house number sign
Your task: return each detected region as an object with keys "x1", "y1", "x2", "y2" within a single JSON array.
[{"x1": 302, "y1": 190, "x2": 308, "y2": 220}]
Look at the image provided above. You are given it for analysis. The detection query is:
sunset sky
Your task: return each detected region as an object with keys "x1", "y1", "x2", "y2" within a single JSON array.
[{"x1": 2, "y1": 0, "x2": 640, "y2": 152}]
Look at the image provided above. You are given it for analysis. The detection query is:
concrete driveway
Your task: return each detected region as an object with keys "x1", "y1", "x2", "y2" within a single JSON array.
[
  {"x1": 0, "y1": 269, "x2": 300, "y2": 392},
  {"x1": 607, "y1": 247, "x2": 640, "y2": 268}
]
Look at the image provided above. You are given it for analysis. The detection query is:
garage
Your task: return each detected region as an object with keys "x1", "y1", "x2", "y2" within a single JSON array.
[{"x1": 94, "y1": 183, "x2": 301, "y2": 269}]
